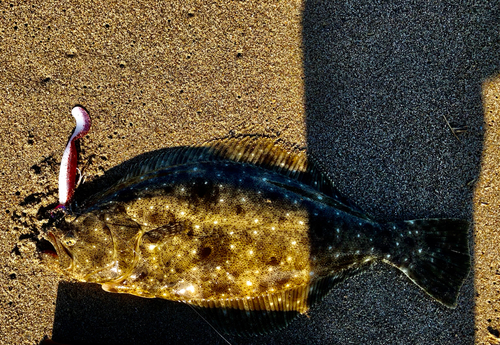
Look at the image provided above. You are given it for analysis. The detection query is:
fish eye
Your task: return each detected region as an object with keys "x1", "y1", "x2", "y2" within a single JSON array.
[
  {"x1": 62, "y1": 232, "x2": 77, "y2": 246},
  {"x1": 64, "y1": 213, "x2": 77, "y2": 223}
]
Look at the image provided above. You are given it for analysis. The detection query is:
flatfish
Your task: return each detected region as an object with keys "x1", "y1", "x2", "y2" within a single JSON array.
[{"x1": 46, "y1": 135, "x2": 470, "y2": 335}]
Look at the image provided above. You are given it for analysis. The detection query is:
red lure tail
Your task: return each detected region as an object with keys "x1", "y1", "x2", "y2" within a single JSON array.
[{"x1": 57, "y1": 106, "x2": 91, "y2": 208}]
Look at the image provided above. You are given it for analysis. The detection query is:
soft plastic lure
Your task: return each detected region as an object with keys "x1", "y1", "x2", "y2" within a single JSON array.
[{"x1": 56, "y1": 106, "x2": 91, "y2": 210}]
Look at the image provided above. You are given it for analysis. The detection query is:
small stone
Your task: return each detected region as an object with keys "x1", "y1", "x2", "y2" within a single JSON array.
[{"x1": 66, "y1": 48, "x2": 77, "y2": 57}]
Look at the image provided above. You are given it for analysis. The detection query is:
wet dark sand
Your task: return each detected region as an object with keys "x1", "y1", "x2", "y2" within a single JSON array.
[{"x1": 0, "y1": 1, "x2": 499, "y2": 344}]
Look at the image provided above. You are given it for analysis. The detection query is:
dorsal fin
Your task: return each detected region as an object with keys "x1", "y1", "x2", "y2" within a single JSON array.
[
  {"x1": 117, "y1": 135, "x2": 312, "y2": 183},
  {"x1": 83, "y1": 135, "x2": 365, "y2": 215}
]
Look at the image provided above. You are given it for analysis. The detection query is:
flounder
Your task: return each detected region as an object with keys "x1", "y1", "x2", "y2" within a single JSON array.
[{"x1": 46, "y1": 133, "x2": 470, "y2": 335}]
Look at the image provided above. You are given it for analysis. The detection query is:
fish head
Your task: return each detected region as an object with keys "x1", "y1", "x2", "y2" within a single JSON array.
[{"x1": 46, "y1": 212, "x2": 120, "y2": 282}]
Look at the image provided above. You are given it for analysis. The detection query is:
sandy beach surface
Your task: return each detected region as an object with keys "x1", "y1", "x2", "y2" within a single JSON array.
[{"x1": 1, "y1": 1, "x2": 499, "y2": 344}]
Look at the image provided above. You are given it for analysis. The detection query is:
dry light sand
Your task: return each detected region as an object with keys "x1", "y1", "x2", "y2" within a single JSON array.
[{"x1": 0, "y1": 1, "x2": 499, "y2": 344}]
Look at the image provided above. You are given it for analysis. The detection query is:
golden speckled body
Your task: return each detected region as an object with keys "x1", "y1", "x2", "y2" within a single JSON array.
[
  {"x1": 47, "y1": 136, "x2": 470, "y2": 335},
  {"x1": 101, "y1": 162, "x2": 313, "y2": 305},
  {"x1": 57, "y1": 159, "x2": 359, "y2": 311}
]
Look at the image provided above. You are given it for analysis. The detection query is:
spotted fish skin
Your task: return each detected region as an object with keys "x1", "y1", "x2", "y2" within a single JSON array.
[{"x1": 47, "y1": 136, "x2": 470, "y2": 335}]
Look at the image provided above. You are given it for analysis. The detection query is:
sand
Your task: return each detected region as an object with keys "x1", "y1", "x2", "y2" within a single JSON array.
[{"x1": 0, "y1": 1, "x2": 499, "y2": 344}]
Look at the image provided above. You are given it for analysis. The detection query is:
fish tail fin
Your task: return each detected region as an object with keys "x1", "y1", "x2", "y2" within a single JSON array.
[{"x1": 386, "y1": 218, "x2": 470, "y2": 308}]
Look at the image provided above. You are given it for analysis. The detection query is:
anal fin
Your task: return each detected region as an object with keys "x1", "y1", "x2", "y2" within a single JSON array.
[
  {"x1": 185, "y1": 269, "x2": 367, "y2": 336},
  {"x1": 186, "y1": 290, "x2": 305, "y2": 336}
]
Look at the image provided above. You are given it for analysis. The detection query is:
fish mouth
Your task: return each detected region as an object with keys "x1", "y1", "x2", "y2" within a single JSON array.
[{"x1": 44, "y1": 231, "x2": 73, "y2": 269}]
